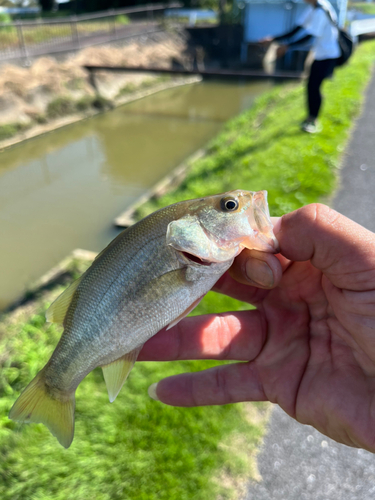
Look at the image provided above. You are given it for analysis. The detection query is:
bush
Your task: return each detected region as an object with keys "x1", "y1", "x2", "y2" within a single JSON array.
[
  {"x1": 0, "y1": 13, "x2": 12, "y2": 24},
  {"x1": 0, "y1": 123, "x2": 28, "y2": 141},
  {"x1": 76, "y1": 95, "x2": 95, "y2": 112},
  {"x1": 34, "y1": 114, "x2": 48, "y2": 124},
  {"x1": 46, "y1": 96, "x2": 76, "y2": 118},
  {"x1": 115, "y1": 14, "x2": 130, "y2": 25},
  {"x1": 0, "y1": 124, "x2": 18, "y2": 141},
  {"x1": 117, "y1": 82, "x2": 137, "y2": 97},
  {"x1": 0, "y1": 12, "x2": 15, "y2": 33},
  {"x1": 91, "y1": 95, "x2": 113, "y2": 111}
]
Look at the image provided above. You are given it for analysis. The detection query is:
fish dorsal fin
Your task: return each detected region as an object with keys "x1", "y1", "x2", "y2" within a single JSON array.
[
  {"x1": 166, "y1": 296, "x2": 203, "y2": 331},
  {"x1": 102, "y1": 346, "x2": 143, "y2": 403},
  {"x1": 46, "y1": 276, "x2": 82, "y2": 324}
]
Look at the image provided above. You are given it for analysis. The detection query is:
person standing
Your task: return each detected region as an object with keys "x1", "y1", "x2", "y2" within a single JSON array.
[{"x1": 261, "y1": 0, "x2": 341, "y2": 133}]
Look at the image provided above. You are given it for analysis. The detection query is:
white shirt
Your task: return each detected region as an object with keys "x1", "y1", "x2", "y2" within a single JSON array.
[{"x1": 298, "y1": 0, "x2": 340, "y2": 60}]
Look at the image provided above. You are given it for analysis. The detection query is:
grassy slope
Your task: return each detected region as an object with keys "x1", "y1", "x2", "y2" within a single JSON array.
[
  {"x1": 137, "y1": 41, "x2": 375, "y2": 219},
  {"x1": 0, "y1": 261, "x2": 262, "y2": 500},
  {"x1": 350, "y1": 2, "x2": 375, "y2": 15},
  {"x1": 0, "y1": 40, "x2": 375, "y2": 500}
]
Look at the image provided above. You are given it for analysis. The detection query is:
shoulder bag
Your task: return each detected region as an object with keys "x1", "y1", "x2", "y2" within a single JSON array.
[{"x1": 317, "y1": 2, "x2": 354, "y2": 66}]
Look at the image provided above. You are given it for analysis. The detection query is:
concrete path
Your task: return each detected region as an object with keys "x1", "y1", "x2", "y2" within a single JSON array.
[
  {"x1": 245, "y1": 67, "x2": 375, "y2": 498},
  {"x1": 246, "y1": 408, "x2": 375, "y2": 500},
  {"x1": 333, "y1": 67, "x2": 375, "y2": 232}
]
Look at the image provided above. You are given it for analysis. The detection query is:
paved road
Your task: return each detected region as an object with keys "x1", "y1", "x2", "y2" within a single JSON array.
[
  {"x1": 246, "y1": 408, "x2": 375, "y2": 500},
  {"x1": 245, "y1": 67, "x2": 375, "y2": 499},
  {"x1": 334, "y1": 67, "x2": 375, "y2": 232}
]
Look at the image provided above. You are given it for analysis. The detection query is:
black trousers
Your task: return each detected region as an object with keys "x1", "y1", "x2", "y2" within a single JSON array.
[{"x1": 307, "y1": 58, "x2": 337, "y2": 119}]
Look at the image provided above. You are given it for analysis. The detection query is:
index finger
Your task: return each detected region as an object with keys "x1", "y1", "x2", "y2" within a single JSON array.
[{"x1": 138, "y1": 310, "x2": 265, "y2": 362}]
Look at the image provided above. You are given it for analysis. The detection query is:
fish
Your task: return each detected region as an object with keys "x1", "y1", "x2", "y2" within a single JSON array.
[{"x1": 9, "y1": 189, "x2": 278, "y2": 448}]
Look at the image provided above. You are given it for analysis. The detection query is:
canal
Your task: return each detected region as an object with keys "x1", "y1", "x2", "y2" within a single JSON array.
[{"x1": 0, "y1": 79, "x2": 271, "y2": 310}]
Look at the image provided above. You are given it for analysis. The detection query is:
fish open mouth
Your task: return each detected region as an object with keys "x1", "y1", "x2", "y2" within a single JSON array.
[{"x1": 181, "y1": 252, "x2": 212, "y2": 267}]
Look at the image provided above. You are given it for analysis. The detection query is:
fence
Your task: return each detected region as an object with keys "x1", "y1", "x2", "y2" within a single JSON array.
[{"x1": 0, "y1": 3, "x2": 181, "y2": 63}]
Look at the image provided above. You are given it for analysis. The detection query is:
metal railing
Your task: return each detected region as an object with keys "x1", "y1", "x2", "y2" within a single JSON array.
[{"x1": 0, "y1": 3, "x2": 181, "y2": 63}]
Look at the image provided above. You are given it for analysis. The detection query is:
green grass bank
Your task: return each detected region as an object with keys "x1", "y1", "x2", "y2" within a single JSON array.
[
  {"x1": 349, "y1": 2, "x2": 375, "y2": 15},
  {"x1": 137, "y1": 40, "x2": 375, "y2": 220},
  {"x1": 0, "y1": 40, "x2": 375, "y2": 500},
  {"x1": 0, "y1": 259, "x2": 264, "y2": 500}
]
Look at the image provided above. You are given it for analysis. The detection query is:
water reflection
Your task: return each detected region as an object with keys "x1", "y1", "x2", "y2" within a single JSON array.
[{"x1": 0, "y1": 80, "x2": 270, "y2": 309}]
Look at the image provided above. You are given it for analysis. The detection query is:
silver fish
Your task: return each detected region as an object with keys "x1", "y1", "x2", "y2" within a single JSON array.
[{"x1": 9, "y1": 189, "x2": 278, "y2": 448}]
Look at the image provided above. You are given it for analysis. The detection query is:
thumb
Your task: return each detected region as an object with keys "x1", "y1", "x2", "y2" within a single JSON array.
[{"x1": 274, "y1": 204, "x2": 375, "y2": 291}]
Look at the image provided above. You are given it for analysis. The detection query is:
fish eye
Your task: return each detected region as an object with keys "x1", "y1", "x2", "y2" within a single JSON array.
[{"x1": 220, "y1": 196, "x2": 239, "y2": 212}]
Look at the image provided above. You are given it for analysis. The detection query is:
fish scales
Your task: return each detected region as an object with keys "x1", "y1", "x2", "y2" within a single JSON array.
[{"x1": 9, "y1": 190, "x2": 278, "y2": 448}]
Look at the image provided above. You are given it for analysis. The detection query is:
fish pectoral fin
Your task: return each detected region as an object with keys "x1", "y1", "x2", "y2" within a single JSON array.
[
  {"x1": 166, "y1": 296, "x2": 204, "y2": 331},
  {"x1": 46, "y1": 276, "x2": 82, "y2": 324},
  {"x1": 102, "y1": 346, "x2": 143, "y2": 403},
  {"x1": 9, "y1": 370, "x2": 75, "y2": 449}
]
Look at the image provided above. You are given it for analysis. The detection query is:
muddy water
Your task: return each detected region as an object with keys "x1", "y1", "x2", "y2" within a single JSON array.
[{"x1": 0, "y1": 80, "x2": 270, "y2": 310}]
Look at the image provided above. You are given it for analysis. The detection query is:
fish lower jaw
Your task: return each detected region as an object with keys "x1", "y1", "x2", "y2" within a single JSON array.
[{"x1": 180, "y1": 251, "x2": 212, "y2": 266}]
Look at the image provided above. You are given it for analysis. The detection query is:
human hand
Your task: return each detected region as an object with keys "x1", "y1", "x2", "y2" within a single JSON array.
[
  {"x1": 139, "y1": 204, "x2": 375, "y2": 453},
  {"x1": 276, "y1": 44, "x2": 288, "y2": 58}
]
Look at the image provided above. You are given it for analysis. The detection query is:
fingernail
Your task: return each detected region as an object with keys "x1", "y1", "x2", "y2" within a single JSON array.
[
  {"x1": 245, "y1": 259, "x2": 274, "y2": 287},
  {"x1": 148, "y1": 382, "x2": 160, "y2": 401}
]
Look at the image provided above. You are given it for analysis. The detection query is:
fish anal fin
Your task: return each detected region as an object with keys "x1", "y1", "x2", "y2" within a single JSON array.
[
  {"x1": 46, "y1": 276, "x2": 82, "y2": 324},
  {"x1": 102, "y1": 346, "x2": 143, "y2": 403},
  {"x1": 166, "y1": 296, "x2": 203, "y2": 331},
  {"x1": 9, "y1": 370, "x2": 75, "y2": 449}
]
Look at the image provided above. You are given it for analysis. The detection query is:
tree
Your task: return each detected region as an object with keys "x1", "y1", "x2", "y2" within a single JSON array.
[{"x1": 38, "y1": 0, "x2": 56, "y2": 12}]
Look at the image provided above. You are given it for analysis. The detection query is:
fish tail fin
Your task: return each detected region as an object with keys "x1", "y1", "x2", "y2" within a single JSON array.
[{"x1": 9, "y1": 370, "x2": 75, "y2": 449}]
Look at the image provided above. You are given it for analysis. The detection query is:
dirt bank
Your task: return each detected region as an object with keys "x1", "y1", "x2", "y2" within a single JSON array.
[{"x1": 0, "y1": 31, "x2": 194, "y2": 149}]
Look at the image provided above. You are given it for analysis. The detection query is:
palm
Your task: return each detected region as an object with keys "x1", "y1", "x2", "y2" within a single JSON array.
[{"x1": 253, "y1": 259, "x2": 375, "y2": 451}]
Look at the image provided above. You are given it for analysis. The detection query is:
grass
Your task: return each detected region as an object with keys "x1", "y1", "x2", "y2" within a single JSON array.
[
  {"x1": 0, "y1": 78, "x2": 165, "y2": 145},
  {"x1": 136, "y1": 41, "x2": 375, "y2": 220},
  {"x1": 45, "y1": 80, "x2": 172, "y2": 119},
  {"x1": 0, "y1": 259, "x2": 265, "y2": 500},
  {"x1": 46, "y1": 95, "x2": 113, "y2": 118},
  {"x1": 0, "y1": 95, "x2": 102, "y2": 143},
  {"x1": 0, "y1": 12, "x2": 14, "y2": 33},
  {"x1": 115, "y1": 14, "x2": 130, "y2": 25},
  {"x1": 0, "y1": 18, "x2": 131, "y2": 49},
  {"x1": 0, "y1": 40, "x2": 375, "y2": 499},
  {"x1": 116, "y1": 76, "x2": 171, "y2": 98},
  {"x1": 46, "y1": 96, "x2": 77, "y2": 119},
  {"x1": 0, "y1": 122, "x2": 29, "y2": 141},
  {"x1": 349, "y1": 2, "x2": 375, "y2": 15}
]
